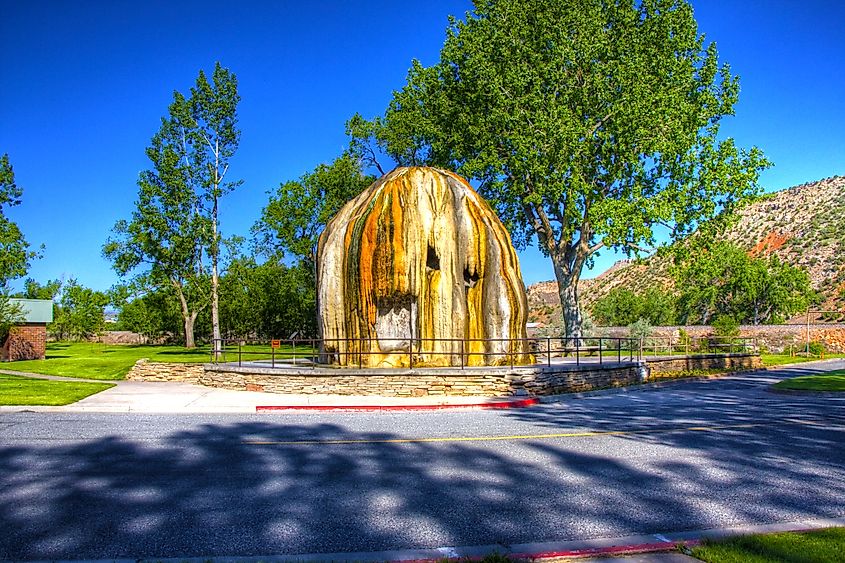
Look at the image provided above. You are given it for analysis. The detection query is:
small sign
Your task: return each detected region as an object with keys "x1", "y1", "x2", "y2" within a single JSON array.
[{"x1": 271, "y1": 339, "x2": 281, "y2": 349}]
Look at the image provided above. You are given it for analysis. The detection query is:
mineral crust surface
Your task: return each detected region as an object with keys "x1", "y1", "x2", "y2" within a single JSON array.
[{"x1": 317, "y1": 166, "x2": 532, "y2": 367}]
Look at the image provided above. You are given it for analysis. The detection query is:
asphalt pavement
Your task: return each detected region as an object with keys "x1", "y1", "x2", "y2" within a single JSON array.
[{"x1": 1, "y1": 360, "x2": 844, "y2": 560}]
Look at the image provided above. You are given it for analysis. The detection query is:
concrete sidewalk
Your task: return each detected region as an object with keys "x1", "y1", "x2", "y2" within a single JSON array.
[{"x1": 0, "y1": 371, "x2": 539, "y2": 413}]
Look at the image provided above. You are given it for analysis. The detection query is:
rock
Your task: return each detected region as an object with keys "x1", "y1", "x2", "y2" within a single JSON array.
[{"x1": 317, "y1": 166, "x2": 532, "y2": 367}]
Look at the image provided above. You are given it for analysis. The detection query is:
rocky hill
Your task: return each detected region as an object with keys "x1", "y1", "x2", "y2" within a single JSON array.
[{"x1": 527, "y1": 175, "x2": 845, "y2": 326}]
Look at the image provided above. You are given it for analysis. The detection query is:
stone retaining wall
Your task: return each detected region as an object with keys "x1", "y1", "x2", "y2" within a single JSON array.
[
  {"x1": 647, "y1": 353, "x2": 761, "y2": 374},
  {"x1": 125, "y1": 359, "x2": 204, "y2": 383},
  {"x1": 125, "y1": 353, "x2": 760, "y2": 396},
  {"x1": 199, "y1": 363, "x2": 644, "y2": 397}
]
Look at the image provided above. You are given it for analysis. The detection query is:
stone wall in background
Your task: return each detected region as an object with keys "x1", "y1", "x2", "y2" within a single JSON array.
[
  {"x1": 647, "y1": 353, "x2": 761, "y2": 374},
  {"x1": 125, "y1": 359, "x2": 203, "y2": 383},
  {"x1": 596, "y1": 324, "x2": 845, "y2": 354}
]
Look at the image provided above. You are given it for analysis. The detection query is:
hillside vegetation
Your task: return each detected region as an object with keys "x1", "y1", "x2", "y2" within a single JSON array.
[{"x1": 528, "y1": 175, "x2": 845, "y2": 326}]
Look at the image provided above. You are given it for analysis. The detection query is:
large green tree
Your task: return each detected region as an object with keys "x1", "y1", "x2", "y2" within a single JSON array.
[
  {"x1": 0, "y1": 154, "x2": 38, "y2": 286},
  {"x1": 675, "y1": 241, "x2": 815, "y2": 325},
  {"x1": 188, "y1": 63, "x2": 242, "y2": 352},
  {"x1": 50, "y1": 279, "x2": 109, "y2": 341},
  {"x1": 351, "y1": 0, "x2": 769, "y2": 338},
  {"x1": 104, "y1": 63, "x2": 240, "y2": 348},
  {"x1": 218, "y1": 258, "x2": 317, "y2": 339},
  {"x1": 252, "y1": 152, "x2": 374, "y2": 273},
  {"x1": 591, "y1": 287, "x2": 677, "y2": 327}
]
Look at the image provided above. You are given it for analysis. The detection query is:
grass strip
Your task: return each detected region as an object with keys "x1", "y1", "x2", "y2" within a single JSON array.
[
  {"x1": 761, "y1": 354, "x2": 845, "y2": 367},
  {"x1": 690, "y1": 527, "x2": 845, "y2": 562},
  {"x1": 7, "y1": 341, "x2": 314, "y2": 381},
  {"x1": 0, "y1": 373, "x2": 114, "y2": 406},
  {"x1": 772, "y1": 369, "x2": 845, "y2": 392}
]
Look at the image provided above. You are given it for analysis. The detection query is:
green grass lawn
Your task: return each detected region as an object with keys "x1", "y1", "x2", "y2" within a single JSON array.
[
  {"x1": 4, "y1": 341, "x2": 315, "y2": 380},
  {"x1": 0, "y1": 373, "x2": 114, "y2": 405},
  {"x1": 690, "y1": 527, "x2": 845, "y2": 562},
  {"x1": 761, "y1": 353, "x2": 845, "y2": 367},
  {"x1": 772, "y1": 369, "x2": 845, "y2": 392}
]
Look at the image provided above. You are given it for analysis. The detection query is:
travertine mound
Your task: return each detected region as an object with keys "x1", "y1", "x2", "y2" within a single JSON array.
[{"x1": 317, "y1": 166, "x2": 532, "y2": 367}]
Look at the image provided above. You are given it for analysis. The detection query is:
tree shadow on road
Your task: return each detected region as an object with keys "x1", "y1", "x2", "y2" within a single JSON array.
[{"x1": 1, "y1": 374, "x2": 844, "y2": 560}]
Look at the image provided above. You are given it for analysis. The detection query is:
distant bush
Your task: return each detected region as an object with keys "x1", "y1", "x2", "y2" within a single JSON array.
[
  {"x1": 712, "y1": 314, "x2": 740, "y2": 338},
  {"x1": 808, "y1": 341, "x2": 826, "y2": 357},
  {"x1": 628, "y1": 317, "x2": 653, "y2": 340}
]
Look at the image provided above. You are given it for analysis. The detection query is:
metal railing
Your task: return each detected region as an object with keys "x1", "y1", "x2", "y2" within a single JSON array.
[{"x1": 209, "y1": 335, "x2": 757, "y2": 369}]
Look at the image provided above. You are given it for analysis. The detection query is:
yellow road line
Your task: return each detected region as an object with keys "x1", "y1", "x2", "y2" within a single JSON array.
[{"x1": 242, "y1": 422, "x2": 764, "y2": 446}]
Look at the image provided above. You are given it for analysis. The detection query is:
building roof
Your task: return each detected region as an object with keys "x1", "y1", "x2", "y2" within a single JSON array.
[{"x1": 9, "y1": 298, "x2": 54, "y2": 324}]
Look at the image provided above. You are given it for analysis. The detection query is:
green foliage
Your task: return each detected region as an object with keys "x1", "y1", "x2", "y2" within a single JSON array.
[
  {"x1": 218, "y1": 258, "x2": 317, "y2": 339},
  {"x1": 352, "y1": 0, "x2": 769, "y2": 337},
  {"x1": 114, "y1": 287, "x2": 182, "y2": 341},
  {"x1": 591, "y1": 287, "x2": 676, "y2": 326},
  {"x1": 628, "y1": 317, "x2": 652, "y2": 340},
  {"x1": 104, "y1": 62, "x2": 240, "y2": 347},
  {"x1": 0, "y1": 292, "x2": 25, "y2": 341},
  {"x1": 808, "y1": 341, "x2": 826, "y2": 357},
  {"x1": 675, "y1": 241, "x2": 815, "y2": 325},
  {"x1": 16, "y1": 278, "x2": 62, "y2": 300},
  {"x1": 252, "y1": 152, "x2": 374, "y2": 271},
  {"x1": 711, "y1": 314, "x2": 740, "y2": 338},
  {"x1": 50, "y1": 279, "x2": 109, "y2": 341},
  {"x1": 0, "y1": 154, "x2": 39, "y2": 285}
]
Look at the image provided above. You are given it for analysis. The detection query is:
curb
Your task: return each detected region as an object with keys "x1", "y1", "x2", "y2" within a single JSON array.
[
  {"x1": 48, "y1": 516, "x2": 845, "y2": 562},
  {"x1": 256, "y1": 398, "x2": 540, "y2": 412}
]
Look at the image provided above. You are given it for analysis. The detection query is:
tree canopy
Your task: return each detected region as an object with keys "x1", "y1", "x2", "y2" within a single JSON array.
[
  {"x1": 351, "y1": 0, "x2": 769, "y2": 337},
  {"x1": 675, "y1": 241, "x2": 815, "y2": 325},
  {"x1": 252, "y1": 152, "x2": 374, "y2": 272},
  {"x1": 0, "y1": 154, "x2": 39, "y2": 287}
]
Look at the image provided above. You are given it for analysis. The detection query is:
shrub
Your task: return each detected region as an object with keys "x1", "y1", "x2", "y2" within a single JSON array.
[
  {"x1": 628, "y1": 317, "x2": 652, "y2": 340},
  {"x1": 808, "y1": 341, "x2": 826, "y2": 357},
  {"x1": 712, "y1": 314, "x2": 740, "y2": 338}
]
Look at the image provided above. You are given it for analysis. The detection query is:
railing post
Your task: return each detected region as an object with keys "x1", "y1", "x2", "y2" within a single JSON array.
[
  {"x1": 547, "y1": 337, "x2": 551, "y2": 366},
  {"x1": 618, "y1": 338, "x2": 621, "y2": 363},
  {"x1": 599, "y1": 337, "x2": 603, "y2": 365},
  {"x1": 238, "y1": 341, "x2": 242, "y2": 367},
  {"x1": 576, "y1": 337, "x2": 580, "y2": 366},
  {"x1": 293, "y1": 338, "x2": 297, "y2": 364},
  {"x1": 272, "y1": 343, "x2": 275, "y2": 368}
]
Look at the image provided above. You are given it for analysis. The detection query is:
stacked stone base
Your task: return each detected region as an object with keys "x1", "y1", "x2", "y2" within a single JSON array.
[
  {"x1": 199, "y1": 362, "x2": 647, "y2": 397},
  {"x1": 127, "y1": 353, "x2": 761, "y2": 397},
  {"x1": 648, "y1": 353, "x2": 762, "y2": 375},
  {"x1": 126, "y1": 359, "x2": 204, "y2": 383}
]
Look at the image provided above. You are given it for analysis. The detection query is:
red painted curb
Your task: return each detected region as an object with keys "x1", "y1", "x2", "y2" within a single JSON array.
[
  {"x1": 256, "y1": 398, "x2": 540, "y2": 412},
  {"x1": 512, "y1": 539, "x2": 701, "y2": 560},
  {"x1": 400, "y1": 539, "x2": 700, "y2": 562}
]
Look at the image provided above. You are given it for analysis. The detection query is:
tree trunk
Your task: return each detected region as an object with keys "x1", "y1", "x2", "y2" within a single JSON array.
[
  {"x1": 184, "y1": 312, "x2": 197, "y2": 349},
  {"x1": 211, "y1": 196, "x2": 222, "y2": 356},
  {"x1": 174, "y1": 282, "x2": 198, "y2": 349},
  {"x1": 552, "y1": 260, "x2": 582, "y2": 340},
  {"x1": 559, "y1": 280, "x2": 582, "y2": 340}
]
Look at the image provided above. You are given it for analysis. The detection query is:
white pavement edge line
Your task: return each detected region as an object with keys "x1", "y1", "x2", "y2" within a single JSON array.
[{"x1": 28, "y1": 516, "x2": 845, "y2": 563}]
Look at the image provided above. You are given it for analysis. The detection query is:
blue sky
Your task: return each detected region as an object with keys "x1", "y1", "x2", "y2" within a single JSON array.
[{"x1": 2, "y1": 0, "x2": 844, "y2": 293}]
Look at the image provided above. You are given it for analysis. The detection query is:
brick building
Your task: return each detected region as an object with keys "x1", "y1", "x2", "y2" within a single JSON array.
[{"x1": 1, "y1": 299, "x2": 53, "y2": 361}]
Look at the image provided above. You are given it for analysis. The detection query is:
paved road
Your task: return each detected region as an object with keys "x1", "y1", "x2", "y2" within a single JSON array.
[{"x1": 2, "y1": 361, "x2": 844, "y2": 560}]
